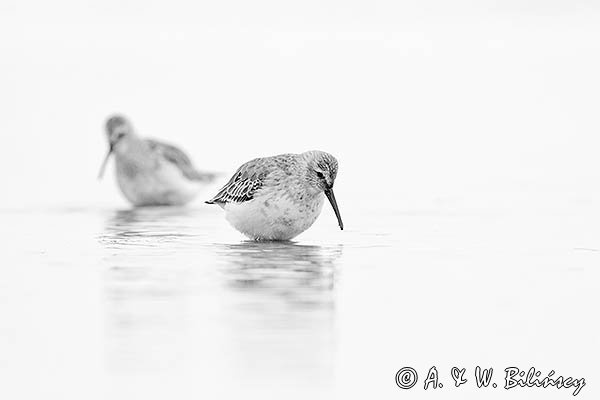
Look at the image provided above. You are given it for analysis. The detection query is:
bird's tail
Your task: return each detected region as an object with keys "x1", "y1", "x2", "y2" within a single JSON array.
[{"x1": 190, "y1": 170, "x2": 221, "y2": 183}]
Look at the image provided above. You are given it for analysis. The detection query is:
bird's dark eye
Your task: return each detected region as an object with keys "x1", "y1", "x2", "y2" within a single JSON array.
[{"x1": 316, "y1": 171, "x2": 325, "y2": 180}]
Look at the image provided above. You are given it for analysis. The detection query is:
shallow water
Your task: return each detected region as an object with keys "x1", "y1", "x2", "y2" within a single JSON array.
[{"x1": 0, "y1": 204, "x2": 598, "y2": 399}]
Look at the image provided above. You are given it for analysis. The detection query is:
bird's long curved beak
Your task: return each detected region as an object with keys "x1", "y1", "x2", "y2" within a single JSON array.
[
  {"x1": 325, "y1": 189, "x2": 344, "y2": 230},
  {"x1": 97, "y1": 145, "x2": 113, "y2": 180}
]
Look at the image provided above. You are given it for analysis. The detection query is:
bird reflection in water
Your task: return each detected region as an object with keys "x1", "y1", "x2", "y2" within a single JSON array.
[
  {"x1": 99, "y1": 207, "x2": 208, "y2": 372},
  {"x1": 214, "y1": 242, "x2": 343, "y2": 387},
  {"x1": 100, "y1": 207, "x2": 206, "y2": 249},
  {"x1": 215, "y1": 241, "x2": 342, "y2": 309}
]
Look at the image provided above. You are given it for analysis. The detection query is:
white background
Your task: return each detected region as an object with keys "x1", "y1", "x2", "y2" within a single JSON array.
[{"x1": 1, "y1": 1, "x2": 600, "y2": 210}]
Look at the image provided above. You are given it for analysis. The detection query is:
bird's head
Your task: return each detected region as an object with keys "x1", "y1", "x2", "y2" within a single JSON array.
[
  {"x1": 305, "y1": 150, "x2": 338, "y2": 191},
  {"x1": 98, "y1": 114, "x2": 134, "y2": 179},
  {"x1": 304, "y1": 150, "x2": 343, "y2": 230},
  {"x1": 105, "y1": 115, "x2": 133, "y2": 147}
]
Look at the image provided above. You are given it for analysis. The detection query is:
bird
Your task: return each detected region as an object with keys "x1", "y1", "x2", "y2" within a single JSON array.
[
  {"x1": 98, "y1": 114, "x2": 217, "y2": 206},
  {"x1": 205, "y1": 150, "x2": 343, "y2": 241}
]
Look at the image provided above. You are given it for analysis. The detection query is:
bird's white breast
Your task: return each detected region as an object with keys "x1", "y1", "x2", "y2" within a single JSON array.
[{"x1": 223, "y1": 192, "x2": 325, "y2": 240}]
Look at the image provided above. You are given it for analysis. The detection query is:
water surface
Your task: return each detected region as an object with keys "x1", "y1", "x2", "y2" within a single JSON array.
[{"x1": 0, "y1": 204, "x2": 597, "y2": 399}]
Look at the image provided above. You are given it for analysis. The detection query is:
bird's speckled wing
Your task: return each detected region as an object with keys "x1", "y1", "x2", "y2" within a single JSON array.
[
  {"x1": 146, "y1": 139, "x2": 216, "y2": 182},
  {"x1": 206, "y1": 157, "x2": 279, "y2": 204}
]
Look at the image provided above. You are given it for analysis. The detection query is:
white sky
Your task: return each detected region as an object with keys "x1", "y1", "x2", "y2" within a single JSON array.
[{"x1": 1, "y1": 1, "x2": 600, "y2": 210}]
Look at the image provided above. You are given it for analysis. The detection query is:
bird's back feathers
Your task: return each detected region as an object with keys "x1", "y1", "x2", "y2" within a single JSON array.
[
  {"x1": 205, "y1": 157, "x2": 272, "y2": 204},
  {"x1": 146, "y1": 139, "x2": 216, "y2": 182}
]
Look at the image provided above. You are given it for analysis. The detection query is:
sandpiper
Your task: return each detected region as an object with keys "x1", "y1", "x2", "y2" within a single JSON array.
[
  {"x1": 206, "y1": 150, "x2": 343, "y2": 240},
  {"x1": 98, "y1": 115, "x2": 217, "y2": 206}
]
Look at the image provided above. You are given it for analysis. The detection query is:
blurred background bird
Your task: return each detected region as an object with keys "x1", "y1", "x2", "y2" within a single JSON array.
[{"x1": 98, "y1": 114, "x2": 218, "y2": 206}]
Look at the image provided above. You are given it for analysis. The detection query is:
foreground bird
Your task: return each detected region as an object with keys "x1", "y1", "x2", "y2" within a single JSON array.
[
  {"x1": 98, "y1": 115, "x2": 217, "y2": 206},
  {"x1": 206, "y1": 151, "x2": 343, "y2": 240}
]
